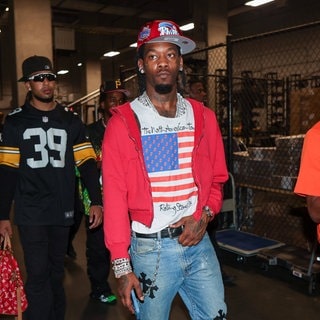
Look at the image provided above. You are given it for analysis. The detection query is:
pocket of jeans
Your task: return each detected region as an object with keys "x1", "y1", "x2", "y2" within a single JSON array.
[{"x1": 131, "y1": 237, "x2": 159, "y2": 255}]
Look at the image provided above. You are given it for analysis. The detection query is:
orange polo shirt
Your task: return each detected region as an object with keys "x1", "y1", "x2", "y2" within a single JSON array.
[{"x1": 294, "y1": 122, "x2": 320, "y2": 242}]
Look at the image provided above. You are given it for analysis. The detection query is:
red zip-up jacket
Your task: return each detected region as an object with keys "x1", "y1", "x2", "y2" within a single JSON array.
[{"x1": 102, "y1": 98, "x2": 228, "y2": 260}]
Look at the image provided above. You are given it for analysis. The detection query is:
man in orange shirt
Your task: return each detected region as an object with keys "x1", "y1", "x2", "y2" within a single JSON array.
[{"x1": 294, "y1": 122, "x2": 320, "y2": 242}]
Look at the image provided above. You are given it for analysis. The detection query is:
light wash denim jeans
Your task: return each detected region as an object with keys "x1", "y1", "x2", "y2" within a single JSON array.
[{"x1": 130, "y1": 232, "x2": 227, "y2": 320}]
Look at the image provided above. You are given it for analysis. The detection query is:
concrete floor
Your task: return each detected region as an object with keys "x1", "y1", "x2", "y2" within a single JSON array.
[{"x1": 10, "y1": 223, "x2": 320, "y2": 320}]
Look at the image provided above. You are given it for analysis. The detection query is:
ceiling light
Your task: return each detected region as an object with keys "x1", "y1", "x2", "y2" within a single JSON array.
[
  {"x1": 77, "y1": 62, "x2": 82, "y2": 67},
  {"x1": 5, "y1": 7, "x2": 9, "y2": 12},
  {"x1": 103, "y1": 51, "x2": 120, "y2": 57},
  {"x1": 180, "y1": 23, "x2": 194, "y2": 31},
  {"x1": 129, "y1": 42, "x2": 137, "y2": 48},
  {"x1": 245, "y1": 0, "x2": 275, "y2": 7},
  {"x1": 57, "y1": 70, "x2": 69, "y2": 75}
]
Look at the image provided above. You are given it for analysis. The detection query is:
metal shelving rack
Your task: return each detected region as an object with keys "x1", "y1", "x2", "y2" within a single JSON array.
[
  {"x1": 214, "y1": 68, "x2": 228, "y2": 135},
  {"x1": 265, "y1": 72, "x2": 286, "y2": 134}
]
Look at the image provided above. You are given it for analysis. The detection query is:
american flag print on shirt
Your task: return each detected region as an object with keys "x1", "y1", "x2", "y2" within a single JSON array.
[{"x1": 142, "y1": 130, "x2": 198, "y2": 204}]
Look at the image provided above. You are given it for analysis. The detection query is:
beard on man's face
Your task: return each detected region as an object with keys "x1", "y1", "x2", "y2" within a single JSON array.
[
  {"x1": 155, "y1": 84, "x2": 173, "y2": 94},
  {"x1": 33, "y1": 93, "x2": 54, "y2": 103}
]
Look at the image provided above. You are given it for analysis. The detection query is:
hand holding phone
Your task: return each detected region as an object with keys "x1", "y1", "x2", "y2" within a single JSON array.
[{"x1": 131, "y1": 290, "x2": 141, "y2": 319}]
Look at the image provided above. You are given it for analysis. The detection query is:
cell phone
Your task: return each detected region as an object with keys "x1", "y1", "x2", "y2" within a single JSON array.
[{"x1": 131, "y1": 290, "x2": 141, "y2": 319}]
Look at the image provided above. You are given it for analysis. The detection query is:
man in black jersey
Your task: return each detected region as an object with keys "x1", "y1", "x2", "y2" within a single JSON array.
[
  {"x1": 0, "y1": 55, "x2": 103, "y2": 320},
  {"x1": 73, "y1": 79, "x2": 129, "y2": 304}
]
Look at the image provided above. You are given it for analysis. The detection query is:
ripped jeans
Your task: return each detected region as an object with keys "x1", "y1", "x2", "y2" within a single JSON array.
[{"x1": 130, "y1": 232, "x2": 227, "y2": 320}]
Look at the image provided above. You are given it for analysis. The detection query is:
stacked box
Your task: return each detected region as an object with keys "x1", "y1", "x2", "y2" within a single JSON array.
[
  {"x1": 246, "y1": 147, "x2": 275, "y2": 188},
  {"x1": 246, "y1": 158, "x2": 274, "y2": 188},
  {"x1": 271, "y1": 176, "x2": 297, "y2": 191},
  {"x1": 232, "y1": 136, "x2": 304, "y2": 191},
  {"x1": 247, "y1": 147, "x2": 276, "y2": 161},
  {"x1": 272, "y1": 134, "x2": 304, "y2": 191},
  {"x1": 273, "y1": 135, "x2": 304, "y2": 177},
  {"x1": 290, "y1": 88, "x2": 320, "y2": 135}
]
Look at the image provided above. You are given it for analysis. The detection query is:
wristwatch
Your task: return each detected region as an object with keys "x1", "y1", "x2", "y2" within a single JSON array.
[{"x1": 203, "y1": 205, "x2": 214, "y2": 218}]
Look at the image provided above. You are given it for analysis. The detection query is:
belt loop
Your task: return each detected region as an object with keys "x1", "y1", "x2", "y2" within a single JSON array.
[
  {"x1": 167, "y1": 227, "x2": 172, "y2": 239},
  {"x1": 156, "y1": 231, "x2": 161, "y2": 239}
]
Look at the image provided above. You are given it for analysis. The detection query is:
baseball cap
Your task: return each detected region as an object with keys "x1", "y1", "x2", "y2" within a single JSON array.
[
  {"x1": 18, "y1": 55, "x2": 54, "y2": 82},
  {"x1": 100, "y1": 79, "x2": 130, "y2": 98},
  {"x1": 137, "y1": 20, "x2": 196, "y2": 55}
]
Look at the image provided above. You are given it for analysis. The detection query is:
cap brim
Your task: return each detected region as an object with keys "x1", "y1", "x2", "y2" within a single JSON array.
[
  {"x1": 18, "y1": 69, "x2": 55, "y2": 82},
  {"x1": 105, "y1": 89, "x2": 130, "y2": 98},
  {"x1": 147, "y1": 35, "x2": 196, "y2": 55}
]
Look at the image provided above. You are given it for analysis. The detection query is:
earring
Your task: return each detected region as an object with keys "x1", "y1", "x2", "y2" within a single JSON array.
[
  {"x1": 139, "y1": 67, "x2": 145, "y2": 74},
  {"x1": 179, "y1": 66, "x2": 183, "y2": 72}
]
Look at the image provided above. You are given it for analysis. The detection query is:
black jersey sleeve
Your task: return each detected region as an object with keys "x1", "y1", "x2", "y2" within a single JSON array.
[
  {"x1": 0, "y1": 115, "x2": 19, "y2": 219},
  {"x1": 0, "y1": 167, "x2": 17, "y2": 219}
]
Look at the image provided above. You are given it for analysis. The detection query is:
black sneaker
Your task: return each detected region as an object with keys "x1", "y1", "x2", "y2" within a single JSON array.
[{"x1": 90, "y1": 292, "x2": 117, "y2": 305}]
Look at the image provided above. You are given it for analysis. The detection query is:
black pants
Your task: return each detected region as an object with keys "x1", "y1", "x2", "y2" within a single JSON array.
[
  {"x1": 70, "y1": 188, "x2": 112, "y2": 296},
  {"x1": 67, "y1": 185, "x2": 84, "y2": 253},
  {"x1": 85, "y1": 216, "x2": 112, "y2": 295},
  {"x1": 18, "y1": 225, "x2": 70, "y2": 320}
]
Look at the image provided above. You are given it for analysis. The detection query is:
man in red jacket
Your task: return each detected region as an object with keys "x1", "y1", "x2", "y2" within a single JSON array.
[{"x1": 102, "y1": 20, "x2": 228, "y2": 320}]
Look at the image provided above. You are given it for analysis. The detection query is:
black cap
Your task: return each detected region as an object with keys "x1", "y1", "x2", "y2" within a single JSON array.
[
  {"x1": 18, "y1": 55, "x2": 54, "y2": 82},
  {"x1": 100, "y1": 79, "x2": 130, "y2": 97}
]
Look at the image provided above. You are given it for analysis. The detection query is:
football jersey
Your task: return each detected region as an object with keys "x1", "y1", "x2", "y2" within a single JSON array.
[{"x1": 0, "y1": 102, "x2": 96, "y2": 226}]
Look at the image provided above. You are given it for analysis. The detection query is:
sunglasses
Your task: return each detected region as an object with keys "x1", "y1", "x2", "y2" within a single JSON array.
[{"x1": 28, "y1": 73, "x2": 57, "y2": 82}]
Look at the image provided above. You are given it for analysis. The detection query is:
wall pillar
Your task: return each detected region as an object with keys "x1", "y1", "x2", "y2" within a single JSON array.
[
  {"x1": 12, "y1": 0, "x2": 52, "y2": 106},
  {"x1": 84, "y1": 59, "x2": 101, "y2": 123},
  {"x1": 207, "y1": 0, "x2": 228, "y2": 110}
]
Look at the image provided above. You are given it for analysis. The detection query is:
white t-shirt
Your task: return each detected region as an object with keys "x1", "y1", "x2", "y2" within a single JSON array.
[{"x1": 130, "y1": 98, "x2": 198, "y2": 234}]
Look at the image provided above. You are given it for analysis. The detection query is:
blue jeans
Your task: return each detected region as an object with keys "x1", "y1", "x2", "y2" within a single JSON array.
[{"x1": 130, "y1": 232, "x2": 227, "y2": 320}]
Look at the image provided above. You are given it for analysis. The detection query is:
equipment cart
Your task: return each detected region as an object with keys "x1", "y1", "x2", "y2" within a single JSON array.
[
  {"x1": 216, "y1": 173, "x2": 284, "y2": 259},
  {"x1": 258, "y1": 241, "x2": 320, "y2": 295}
]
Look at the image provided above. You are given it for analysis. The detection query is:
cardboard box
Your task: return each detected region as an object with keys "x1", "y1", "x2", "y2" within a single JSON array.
[{"x1": 290, "y1": 88, "x2": 320, "y2": 135}]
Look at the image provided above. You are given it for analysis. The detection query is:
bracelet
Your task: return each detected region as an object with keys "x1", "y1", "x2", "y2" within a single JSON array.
[{"x1": 112, "y1": 258, "x2": 132, "y2": 278}]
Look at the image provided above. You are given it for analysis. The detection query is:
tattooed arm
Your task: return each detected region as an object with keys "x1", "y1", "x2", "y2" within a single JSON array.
[
  {"x1": 117, "y1": 272, "x2": 143, "y2": 314},
  {"x1": 171, "y1": 209, "x2": 211, "y2": 246}
]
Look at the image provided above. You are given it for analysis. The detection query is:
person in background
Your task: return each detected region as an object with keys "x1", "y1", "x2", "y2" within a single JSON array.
[
  {"x1": 87, "y1": 80, "x2": 129, "y2": 167},
  {"x1": 66, "y1": 80, "x2": 129, "y2": 261},
  {"x1": 78, "y1": 80, "x2": 130, "y2": 304},
  {"x1": 187, "y1": 77, "x2": 207, "y2": 105},
  {"x1": 294, "y1": 123, "x2": 320, "y2": 243},
  {"x1": 0, "y1": 55, "x2": 103, "y2": 320},
  {"x1": 102, "y1": 20, "x2": 228, "y2": 319}
]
